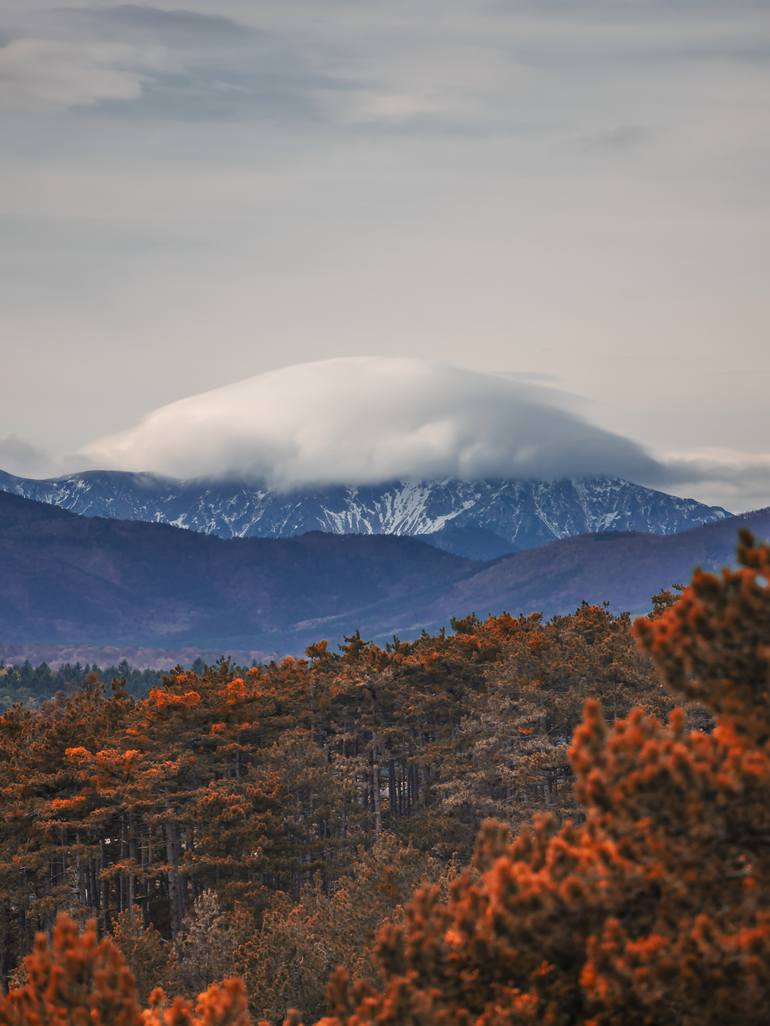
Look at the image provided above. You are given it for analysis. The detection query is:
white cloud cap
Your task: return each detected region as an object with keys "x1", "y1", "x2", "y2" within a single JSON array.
[{"x1": 83, "y1": 357, "x2": 661, "y2": 488}]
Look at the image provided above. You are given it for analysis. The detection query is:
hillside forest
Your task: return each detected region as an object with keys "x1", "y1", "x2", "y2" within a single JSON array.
[{"x1": 2, "y1": 533, "x2": 770, "y2": 1024}]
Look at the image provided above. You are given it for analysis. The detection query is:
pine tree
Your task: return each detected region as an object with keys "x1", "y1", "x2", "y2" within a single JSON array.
[
  {"x1": 0, "y1": 914, "x2": 250, "y2": 1026},
  {"x1": 110, "y1": 905, "x2": 169, "y2": 1005}
]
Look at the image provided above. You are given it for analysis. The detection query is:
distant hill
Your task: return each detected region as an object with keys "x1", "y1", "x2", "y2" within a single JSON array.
[
  {"x1": 0, "y1": 469, "x2": 730, "y2": 559},
  {"x1": 423, "y1": 522, "x2": 521, "y2": 561},
  {"x1": 0, "y1": 491, "x2": 476, "y2": 655},
  {"x1": 424, "y1": 509, "x2": 770, "y2": 624},
  {"x1": 0, "y1": 490, "x2": 765, "y2": 660}
]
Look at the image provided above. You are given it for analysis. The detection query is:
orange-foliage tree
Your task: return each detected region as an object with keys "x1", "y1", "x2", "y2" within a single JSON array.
[
  {"x1": 312, "y1": 530, "x2": 770, "y2": 1026},
  {"x1": 0, "y1": 913, "x2": 249, "y2": 1026}
]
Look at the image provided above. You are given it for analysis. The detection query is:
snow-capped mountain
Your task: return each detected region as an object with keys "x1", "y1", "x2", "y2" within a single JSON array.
[{"x1": 0, "y1": 469, "x2": 731, "y2": 557}]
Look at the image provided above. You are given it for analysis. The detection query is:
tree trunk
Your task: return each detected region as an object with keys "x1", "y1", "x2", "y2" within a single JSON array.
[{"x1": 164, "y1": 817, "x2": 185, "y2": 936}]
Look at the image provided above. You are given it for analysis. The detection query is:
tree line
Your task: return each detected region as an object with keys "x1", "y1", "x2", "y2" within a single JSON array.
[{"x1": 0, "y1": 659, "x2": 169, "y2": 711}]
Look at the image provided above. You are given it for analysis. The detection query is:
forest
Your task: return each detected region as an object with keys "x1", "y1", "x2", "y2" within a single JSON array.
[
  {"x1": 0, "y1": 660, "x2": 168, "y2": 711},
  {"x1": 1, "y1": 533, "x2": 769, "y2": 1024}
]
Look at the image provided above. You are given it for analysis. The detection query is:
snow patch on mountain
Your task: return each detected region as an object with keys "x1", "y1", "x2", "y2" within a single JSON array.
[{"x1": 0, "y1": 469, "x2": 731, "y2": 558}]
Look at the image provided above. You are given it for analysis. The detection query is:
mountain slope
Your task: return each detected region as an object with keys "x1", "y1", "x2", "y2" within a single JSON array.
[
  {"x1": 0, "y1": 490, "x2": 766, "y2": 660},
  {"x1": 0, "y1": 491, "x2": 477, "y2": 653},
  {"x1": 419, "y1": 509, "x2": 770, "y2": 626},
  {"x1": 0, "y1": 469, "x2": 730, "y2": 555}
]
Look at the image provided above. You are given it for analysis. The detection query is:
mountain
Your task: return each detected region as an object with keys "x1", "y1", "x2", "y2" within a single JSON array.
[
  {"x1": 0, "y1": 490, "x2": 766, "y2": 661},
  {"x1": 423, "y1": 522, "x2": 521, "y2": 561},
  {"x1": 0, "y1": 491, "x2": 476, "y2": 655},
  {"x1": 421, "y1": 508, "x2": 770, "y2": 625},
  {"x1": 0, "y1": 469, "x2": 730, "y2": 557}
]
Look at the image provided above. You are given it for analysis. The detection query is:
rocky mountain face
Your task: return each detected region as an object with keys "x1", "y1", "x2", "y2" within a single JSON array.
[{"x1": 0, "y1": 470, "x2": 731, "y2": 557}]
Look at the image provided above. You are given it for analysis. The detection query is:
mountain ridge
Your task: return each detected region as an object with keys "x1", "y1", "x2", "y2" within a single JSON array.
[
  {"x1": 0, "y1": 490, "x2": 477, "y2": 655},
  {"x1": 0, "y1": 469, "x2": 731, "y2": 558},
  {"x1": 422, "y1": 505, "x2": 770, "y2": 625},
  {"x1": 0, "y1": 489, "x2": 766, "y2": 662}
]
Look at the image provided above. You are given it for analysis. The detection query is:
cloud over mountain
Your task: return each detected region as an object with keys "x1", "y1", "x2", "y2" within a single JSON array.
[
  {"x1": 0, "y1": 434, "x2": 59, "y2": 478},
  {"x1": 83, "y1": 357, "x2": 664, "y2": 488}
]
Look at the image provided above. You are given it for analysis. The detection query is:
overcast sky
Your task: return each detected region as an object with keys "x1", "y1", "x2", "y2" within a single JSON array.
[{"x1": 1, "y1": 1, "x2": 769, "y2": 509}]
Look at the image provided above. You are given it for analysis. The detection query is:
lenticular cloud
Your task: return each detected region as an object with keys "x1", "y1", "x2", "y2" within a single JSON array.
[{"x1": 82, "y1": 357, "x2": 661, "y2": 488}]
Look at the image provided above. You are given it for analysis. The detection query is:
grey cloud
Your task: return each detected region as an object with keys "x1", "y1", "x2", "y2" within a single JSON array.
[
  {"x1": 98, "y1": 63, "x2": 328, "y2": 124},
  {"x1": 655, "y1": 454, "x2": 770, "y2": 514},
  {"x1": 91, "y1": 6, "x2": 253, "y2": 43},
  {"x1": 4, "y1": 1, "x2": 769, "y2": 125},
  {"x1": 0, "y1": 435, "x2": 59, "y2": 478},
  {"x1": 80, "y1": 358, "x2": 770, "y2": 515},
  {"x1": 580, "y1": 124, "x2": 651, "y2": 153},
  {"x1": 499, "y1": 371, "x2": 562, "y2": 384},
  {"x1": 27, "y1": 4, "x2": 331, "y2": 121},
  {"x1": 82, "y1": 357, "x2": 663, "y2": 488},
  {"x1": 0, "y1": 37, "x2": 175, "y2": 111}
]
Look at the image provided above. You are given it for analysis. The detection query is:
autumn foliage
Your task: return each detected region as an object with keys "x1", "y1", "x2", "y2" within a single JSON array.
[
  {"x1": 0, "y1": 914, "x2": 249, "y2": 1026},
  {"x1": 3, "y1": 532, "x2": 770, "y2": 1023},
  {"x1": 314, "y1": 531, "x2": 770, "y2": 1025}
]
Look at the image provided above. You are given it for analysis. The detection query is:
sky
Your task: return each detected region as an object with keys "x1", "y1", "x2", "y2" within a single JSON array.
[{"x1": 1, "y1": 1, "x2": 769, "y2": 509}]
